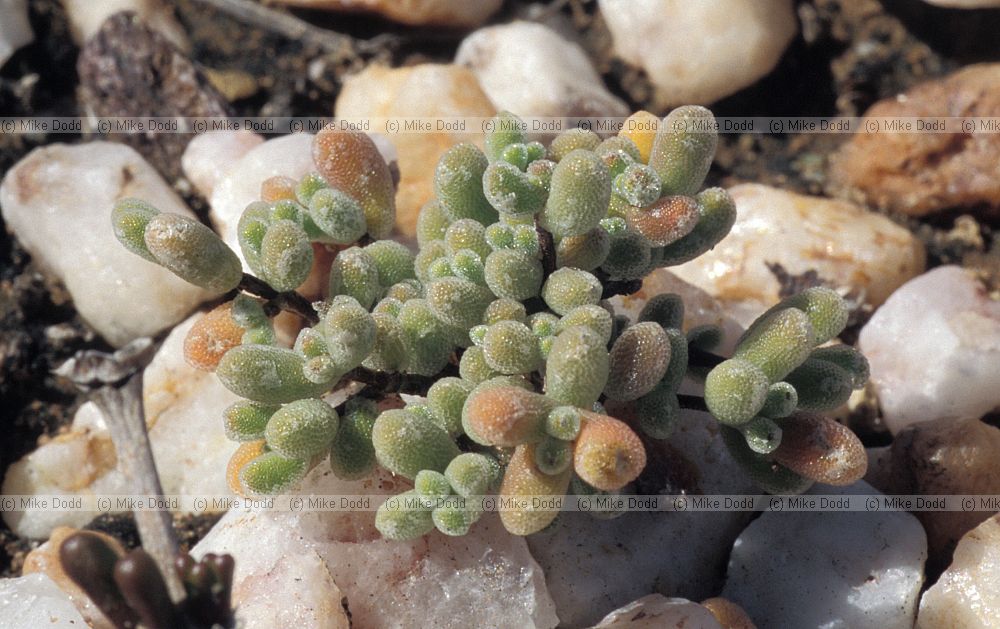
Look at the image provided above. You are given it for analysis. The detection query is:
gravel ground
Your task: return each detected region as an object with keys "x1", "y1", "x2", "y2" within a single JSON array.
[{"x1": 1, "y1": 0, "x2": 998, "y2": 576}]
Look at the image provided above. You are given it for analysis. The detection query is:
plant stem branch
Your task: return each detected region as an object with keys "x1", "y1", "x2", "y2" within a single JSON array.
[
  {"x1": 589, "y1": 267, "x2": 643, "y2": 299},
  {"x1": 687, "y1": 345, "x2": 726, "y2": 369},
  {"x1": 600, "y1": 278, "x2": 643, "y2": 299},
  {"x1": 531, "y1": 223, "x2": 642, "y2": 299},
  {"x1": 238, "y1": 273, "x2": 319, "y2": 325},
  {"x1": 535, "y1": 221, "x2": 556, "y2": 279},
  {"x1": 343, "y1": 365, "x2": 457, "y2": 397},
  {"x1": 676, "y1": 394, "x2": 709, "y2": 413}
]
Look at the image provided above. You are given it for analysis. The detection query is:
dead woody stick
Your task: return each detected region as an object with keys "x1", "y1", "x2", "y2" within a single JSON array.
[{"x1": 54, "y1": 338, "x2": 184, "y2": 602}]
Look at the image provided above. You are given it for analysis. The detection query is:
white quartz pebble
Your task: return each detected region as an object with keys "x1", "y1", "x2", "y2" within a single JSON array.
[
  {"x1": 590, "y1": 595, "x2": 723, "y2": 628},
  {"x1": 528, "y1": 410, "x2": 756, "y2": 627},
  {"x1": 0, "y1": 142, "x2": 214, "y2": 346},
  {"x1": 598, "y1": 0, "x2": 797, "y2": 107},
  {"x1": 208, "y1": 133, "x2": 316, "y2": 267},
  {"x1": 917, "y1": 514, "x2": 1000, "y2": 629},
  {"x1": 181, "y1": 130, "x2": 263, "y2": 198},
  {"x1": 0, "y1": 574, "x2": 88, "y2": 629},
  {"x1": 456, "y1": 21, "x2": 629, "y2": 121},
  {"x1": 61, "y1": 0, "x2": 189, "y2": 49},
  {"x1": 194, "y1": 463, "x2": 559, "y2": 629},
  {"x1": 859, "y1": 265, "x2": 1000, "y2": 433},
  {"x1": 721, "y1": 481, "x2": 927, "y2": 629}
]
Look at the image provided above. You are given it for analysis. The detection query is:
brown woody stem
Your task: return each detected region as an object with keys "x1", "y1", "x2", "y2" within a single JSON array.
[
  {"x1": 676, "y1": 394, "x2": 709, "y2": 413},
  {"x1": 238, "y1": 273, "x2": 319, "y2": 325},
  {"x1": 687, "y1": 345, "x2": 727, "y2": 369}
]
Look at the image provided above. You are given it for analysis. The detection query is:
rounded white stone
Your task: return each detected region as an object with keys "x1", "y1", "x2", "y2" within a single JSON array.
[
  {"x1": 0, "y1": 573, "x2": 88, "y2": 628},
  {"x1": 859, "y1": 266, "x2": 1000, "y2": 433},
  {"x1": 599, "y1": 0, "x2": 798, "y2": 106},
  {"x1": 457, "y1": 21, "x2": 629, "y2": 121},
  {"x1": 181, "y1": 130, "x2": 263, "y2": 198},
  {"x1": 0, "y1": 142, "x2": 215, "y2": 346},
  {"x1": 722, "y1": 481, "x2": 927, "y2": 629},
  {"x1": 918, "y1": 514, "x2": 1000, "y2": 629}
]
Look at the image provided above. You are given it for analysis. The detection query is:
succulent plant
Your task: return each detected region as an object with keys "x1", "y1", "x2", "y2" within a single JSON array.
[
  {"x1": 59, "y1": 531, "x2": 236, "y2": 629},
  {"x1": 111, "y1": 111, "x2": 870, "y2": 542}
]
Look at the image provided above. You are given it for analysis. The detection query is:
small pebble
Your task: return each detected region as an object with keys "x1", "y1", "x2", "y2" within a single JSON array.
[
  {"x1": 591, "y1": 594, "x2": 724, "y2": 628},
  {"x1": 181, "y1": 130, "x2": 263, "y2": 199},
  {"x1": 918, "y1": 514, "x2": 1000, "y2": 629},
  {"x1": 858, "y1": 266, "x2": 1000, "y2": 433},
  {"x1": 194, "y1": 462, "x2": 559, "y2": 628},
  {"x1": 0, "y1": 573, "x2": 88, "y2": 628},
  {"x1": 865, "y1": 417, "x2": 1000, "y2": 572},
  {"x1": 0, "y1": 0, "x2": 32, "y2": 68},
  {"x1": 0, "y1": 142, "x2": 214, "y2": 346},
  {"x1": 831, "y1": 64, "x2": 1000, "y2": 218},
  {"x1": 208, "y1": 133, "x2": 315, "y2": 268},
  {"x1": 1, "y1": 315, "x2": 240, "y2": 539},
  {"x1": 599, "y1": 0, "x2": 797, "y2": 107},
  {"x1": 529, "y1": 410, "x2": 756, "y2": 627},
  {"x1": 721, "y1": 481, "x2": 926, "y2": 629},
  {"x1": 456, "y1": 21, "x2": 629, "y2": 121},
  {"x1": 62, "y1": 0, "x2": 189, "y2": 49},
  {"x1": 671, "y1": 184, "x2": 926, "y2": 328}
]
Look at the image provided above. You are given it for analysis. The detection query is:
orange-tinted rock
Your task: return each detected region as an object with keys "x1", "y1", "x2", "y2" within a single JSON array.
[
  {"x1": 701, "y1": 597, "x2": 757, "y2": 629},
  {"x1": 267, "y1": 0, "x2": 501, "y2": 27},
  {"x1": 831, "y1": 64, "x2": 1000, "y2": 217},
  {"x1": 868, "y1": 416, "x2": 1000, "y2": 573}
]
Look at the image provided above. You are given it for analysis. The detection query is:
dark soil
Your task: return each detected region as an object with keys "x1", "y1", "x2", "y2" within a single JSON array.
[{"x1": 1, "y1": 0, "x2": 999, "y2": 578}]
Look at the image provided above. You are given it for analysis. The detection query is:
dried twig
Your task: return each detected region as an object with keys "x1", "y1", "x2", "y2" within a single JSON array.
[
  {"x1": 193, "y1": 0, "x2": 398, "y2": 54},
  {"x1": 54, "y1": 340, "x2": 184, "y2": 602}
]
